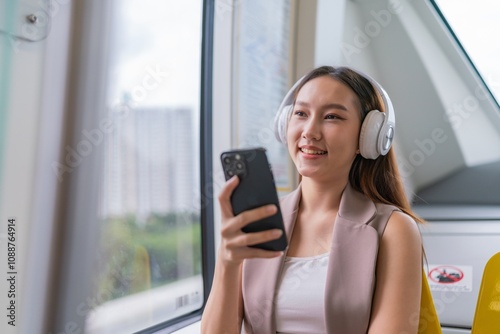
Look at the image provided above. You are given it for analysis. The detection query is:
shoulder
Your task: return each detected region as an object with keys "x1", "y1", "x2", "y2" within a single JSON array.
[
  {"x1": 385, "y1": 211, "x2": 420, "y2": 240},
  {"x1": 381, "y1": 211, "x2": 422, "y2": 256}
]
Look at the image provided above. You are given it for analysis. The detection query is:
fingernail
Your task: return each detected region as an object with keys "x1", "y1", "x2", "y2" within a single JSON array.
[
  {"x1": 272, "y1": 229, "x2": 283, "y2": 237},
  {"x1": 267, "y1": 205, "x2": 277, "y2": 213}
]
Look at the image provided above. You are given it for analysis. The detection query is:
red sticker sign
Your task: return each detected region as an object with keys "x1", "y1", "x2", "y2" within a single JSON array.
[
  {"x1": 427, "y1": 264, "x2": 472, "y2": 292},
  {"x1": 428, "y1": 265, "x2": 464, "y2": 284}
]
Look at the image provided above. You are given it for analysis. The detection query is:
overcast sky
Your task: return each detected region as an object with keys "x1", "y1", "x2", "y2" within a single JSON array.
[{"x1": 107, "y1": 0, "x2": 202, "y2": 109}]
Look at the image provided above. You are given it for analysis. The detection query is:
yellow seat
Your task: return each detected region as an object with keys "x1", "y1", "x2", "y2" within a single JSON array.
[
  {"x1": 472, "y1": 252, "x2": 500, "y2": 334},
  {"x1": 419, "y1": 270, "x2": 442, "y2": 333}
]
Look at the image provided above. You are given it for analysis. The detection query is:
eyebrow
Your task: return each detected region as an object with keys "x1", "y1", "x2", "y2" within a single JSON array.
[{"x1": 295, "y1": 100, "x2": 349, "y2": 112}]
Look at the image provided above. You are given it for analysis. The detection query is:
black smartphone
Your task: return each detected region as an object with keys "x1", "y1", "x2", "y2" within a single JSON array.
[{"x1": 220, "y1": 147, "x2": 288, "y2": 251}]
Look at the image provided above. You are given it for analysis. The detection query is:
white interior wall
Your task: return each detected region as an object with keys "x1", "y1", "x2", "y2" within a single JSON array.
[
  {"x1": 0, "y1": 2, "x2": 50, "y2": 333},
  {"x1": 0, "y1": 27, "x2": 44, "y2": 263},
  {"x1": 314, "y1": 0, "x2": 346, "y2": 67},
  {"x1": 340, "y1": 0, "x2": 380, "y2": 74},
  {"x1": 20, "y1": 3, "x2": 72, "y2": 333},
  {"x1": 20, "y1": 2, "x2": 74, "y2": 333}
]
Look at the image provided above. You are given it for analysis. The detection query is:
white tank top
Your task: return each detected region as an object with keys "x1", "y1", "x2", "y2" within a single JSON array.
[{"x1": 275, "y1": 252, "x2": 329, "y2": 334}]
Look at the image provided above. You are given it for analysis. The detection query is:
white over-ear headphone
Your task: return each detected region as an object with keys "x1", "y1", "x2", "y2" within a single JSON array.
[{"x1": 273, "y1": 67, "x2": 395, "y2": 160}]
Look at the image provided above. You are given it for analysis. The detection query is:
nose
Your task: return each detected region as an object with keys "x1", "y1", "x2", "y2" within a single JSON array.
[{"x1": 302, "y1": 118, "x2": 321, "y2": 141}]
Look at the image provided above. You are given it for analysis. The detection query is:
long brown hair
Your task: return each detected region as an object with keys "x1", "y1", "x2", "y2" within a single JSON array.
[{"x1": 294, "y1": 66, "x2": 423, "y2": 224}]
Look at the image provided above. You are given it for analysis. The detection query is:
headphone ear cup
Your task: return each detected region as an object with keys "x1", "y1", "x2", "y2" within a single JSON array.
[
  {"x1": 359, "y1": 110, "x2": 385, "y2": 159},
  {"x1": 274, "y1": 104, "x2": 293, "y2": 144}
]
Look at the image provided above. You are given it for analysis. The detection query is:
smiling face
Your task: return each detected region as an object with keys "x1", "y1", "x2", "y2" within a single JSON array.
[{"x1": 286, "y1": 75, "x2": 363, "y2": 183}]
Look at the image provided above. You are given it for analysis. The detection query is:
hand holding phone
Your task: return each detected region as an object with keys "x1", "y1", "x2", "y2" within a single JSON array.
[{"x1": 220, "y1": 147, "x2": 288, "y2": 251}]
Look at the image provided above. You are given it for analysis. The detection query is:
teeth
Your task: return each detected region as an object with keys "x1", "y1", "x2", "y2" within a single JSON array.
[{"x1": 301, "y1": 148, "x2": 327, "y2": 155}]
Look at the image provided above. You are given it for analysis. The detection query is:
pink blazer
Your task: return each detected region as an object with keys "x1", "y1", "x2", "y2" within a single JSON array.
[{"x1": 242, "y1": 183, "x2": 400, "y2": 334}]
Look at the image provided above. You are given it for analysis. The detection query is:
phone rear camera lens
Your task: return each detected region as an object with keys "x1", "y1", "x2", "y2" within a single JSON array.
[
  {"x1": 235, "y1": 154, "x2": 241, "y2": 160},
  {"x1": 228, "y1": 170, "x2": 234, "y2": 176},
  {"x1": 236, "y1": 162, "x2": 243, "y2": 169},
  {"x1": 223, "y1": 157, "x2": 231, "y2": 164}
]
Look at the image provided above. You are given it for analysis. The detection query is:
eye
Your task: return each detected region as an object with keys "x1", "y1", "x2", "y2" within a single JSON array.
[
  {"x1": 293, "y1": 111, "x2": 306, "y2": 117},
  {"x1": 325, "y1": 114, "x2": 342, "y2": 120}
]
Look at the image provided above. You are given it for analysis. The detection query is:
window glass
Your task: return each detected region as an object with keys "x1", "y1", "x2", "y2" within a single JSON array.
[
  {"x1": 85, "y1": 1, "x2": 204, "y2": 332},
  {"x1": 232, "y1": 0, "x2": 295, "y2": 194},
  {"x1": 433, "y1": 0, "x2": 500, "y2": 104}
]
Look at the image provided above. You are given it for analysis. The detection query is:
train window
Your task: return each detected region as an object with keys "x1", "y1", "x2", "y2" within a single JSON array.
[
  {"x1": 84, "y1": 0, "x2": 209, "y2": 332},
  {"x1": 432, "y1": 0, "x2": 500, "y2": 106}
]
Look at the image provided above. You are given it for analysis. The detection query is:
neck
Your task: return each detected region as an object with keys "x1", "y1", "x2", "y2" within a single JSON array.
[{"x1": 299, "y1": 177, "x2": 348, "y2": 213}]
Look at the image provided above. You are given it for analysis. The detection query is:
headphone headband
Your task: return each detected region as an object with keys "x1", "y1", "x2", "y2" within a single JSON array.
[{"x1": 274, "y1": 66, "x2": 396, "y2": 159}]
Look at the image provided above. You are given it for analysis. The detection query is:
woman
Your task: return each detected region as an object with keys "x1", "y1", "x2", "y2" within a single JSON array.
[{"x1": 202, "y1": 66, "x2": 432, "y2": 333}]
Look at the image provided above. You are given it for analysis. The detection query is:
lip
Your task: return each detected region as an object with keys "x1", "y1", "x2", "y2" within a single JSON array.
[
  {"x1": 300, "y1": 145, "x2": 326, "y2": 151},
  {"x1": 299, "y1": 145, "x2": 328, "y2": 158}
]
